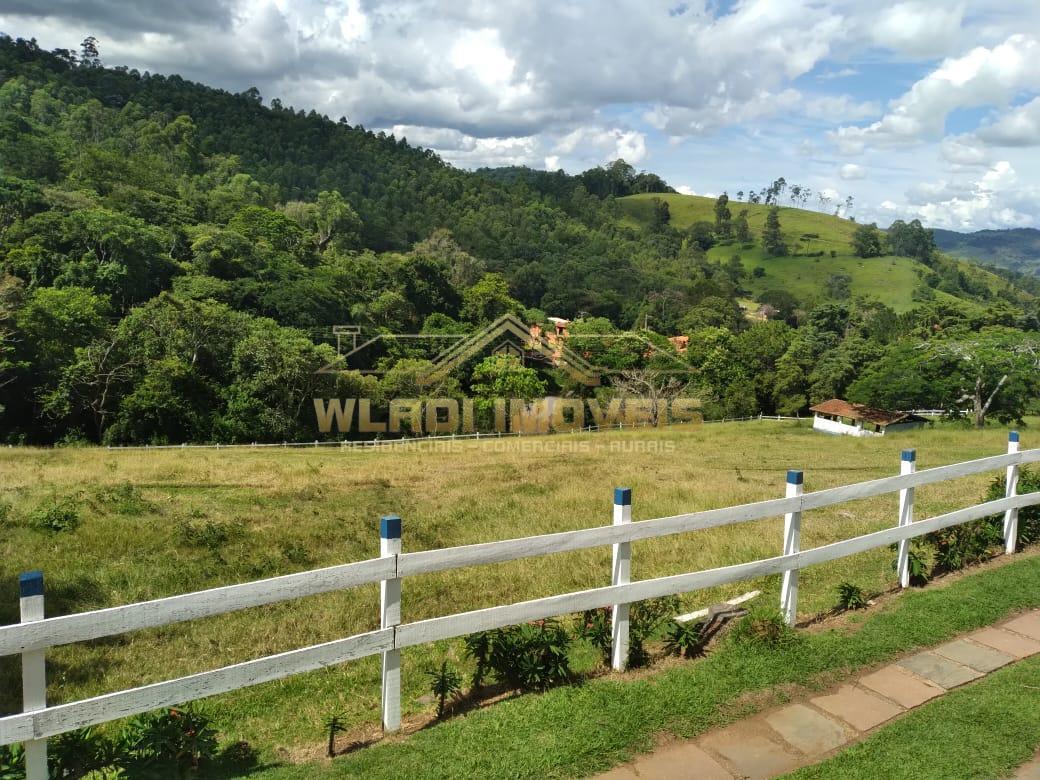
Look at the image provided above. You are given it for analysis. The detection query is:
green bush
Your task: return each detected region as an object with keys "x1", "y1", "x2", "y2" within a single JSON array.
[
  {"x1": 662, "y1": 619, "x2": 706, "y2": 659},
  {"x1": 117, "y1": 706, "x2": 219, "y2": 774},
  {"x1": 732, "y1": 608, "x2": 797, "y2": 649},
  {"x1": 0, "y1": 743, "x2": 24, "y2": 780},
  {"x1": 986, "y1": 468, "x2": 1040, "y2": 548},
  {"x1": 463, "y1": 631, "x2": 494, "y2": 689},
  {"x1": 573, "y1": 607, "x2": 612, "y2": 666},
  {"x1": 474, "y1": 619, "x2": 573, "y2": 691},
  {"x1": 28, "y1": 500, "x2": 80, "y2": 533},
  {"x1": 628, "y1": 596, "x2": 681, "y2": 668},
  {"x1": 834, "y1": 581, "x2": 867, "y2": 611}
]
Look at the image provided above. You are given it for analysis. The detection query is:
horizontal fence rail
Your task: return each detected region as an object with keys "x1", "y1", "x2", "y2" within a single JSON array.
[{"x1": 2, "y1": 433, "x2": 1038, "y2": 777}]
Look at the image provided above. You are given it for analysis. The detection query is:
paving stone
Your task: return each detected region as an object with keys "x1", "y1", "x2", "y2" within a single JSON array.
[
  {"x1": 631, "y1": 744, "x2": 732, "y2": 779},
  {"x1": 764, "y1": 703, "x2": 850, "y2": 755},
  {"x1": 1005, "y1": 612, "x2": 1040, "y2": 642},
  {"x1": 859, "y1": 665, "x2": 945, "y2": 708},
  {"x1": 970, "y1": 627, "x2": 1040, "y2": 659},
  {"x1": 700, "y1": 725, "x2": 802, "y2": 780},
  {"x1": 897, "y1": 651, "x2": 983, "y2": 689},
  {"x1": 933, "y1": 638, "x2": 1014, "y2": 673},
  {"x1": 810, "y1": 684, "x2": 905, "y2": 732}
]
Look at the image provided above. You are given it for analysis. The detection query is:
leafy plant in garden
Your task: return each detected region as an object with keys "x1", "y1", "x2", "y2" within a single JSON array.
[
  {"x1": 118, "y1": 706, "x2": 219, "y2": 774},
  {"x1": 890, "y1": 541, "x2": 930, "y2": 586},
  {"x1": 834, "y1": 581, "x2": 867, "y2": 611},
  {"x1": 427, "y1": 660, "x2": 463, "y2": 719},
  {"x1": 628, "y1": 596, "x2": 681, "y2": 667},
  {"x1": 574, "y1": 607, "x2": 612, "y2": 666},
  {"x1": 986, "y1": 468, "x2": 1040, "y2": 548},
  {"x1": 663, "y1": 619, "x2": 706, "y2": 659},
  {"x1": 50, "y1": 726, "x2": 119, "y2": 777},
  {"x1": 0, "y1": 743, "x2": 24, "y2": 780},
  {"x1": 926, "y1": 520, "x2": 1001, "y2": 575},
  {"x1": 483, "y1": 620, "x2": 573, "y2": 691},
  {"x1": 464, "y1": 631, "x2": 494, "y2": 689},
  {"x1": 323, "y1": 713, "x2": 347, "y2": 758}
]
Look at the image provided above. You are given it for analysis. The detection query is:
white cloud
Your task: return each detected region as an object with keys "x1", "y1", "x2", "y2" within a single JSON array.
[
  {"x1": 976, "y1": 96, "x2": 1040, "y2": 146},
  {"x1": 832, "y1": 34, "x2": 1040, "y2": 151},
  {"x1": 940, "y1": 134, "x2": 992, "y2": 166},
  {"x1": 869, "y1": 1, "x2": 965, "y2": 57},
  {"x1": 675, "y1": 185, "x2": 697, "y2": 195},
  {"x1": 840, "y1": 163, "x2": 866, "y2": 179},
  {"x1": 908, "y1": 161, "x2": 1036, "y2": 229}
]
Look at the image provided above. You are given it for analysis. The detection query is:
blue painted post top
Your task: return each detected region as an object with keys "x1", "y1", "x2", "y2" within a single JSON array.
[
  {"x1": 614, "y1": 487, "x2": 632, "y2": 506},
  {"x1": 380, "y1": 515, "x2": 402, "y2": 539},
  {"x1": 786, "y1": 470, "x2": 803, "y2": 485},
  {"x1": 1010, "y1": 431, "x2": 1020, "y2": 443},
  {"x1": 901, "y1": 449, "x2": 917, "y2": 462},
  {"x1": 19, "y1": 570, "x2": 43, "y2": 598}
]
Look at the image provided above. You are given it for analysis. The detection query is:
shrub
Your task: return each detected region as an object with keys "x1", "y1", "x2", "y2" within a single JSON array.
[
  {"x1": 0, "y1": 743, "x2": 24, "y2": 780},
  {"x1": 51, "y1": 726, "x2": 119, "y2": 777},
  {"x1": 28, "y1": 500, "x2": 80, "y2": 533},
  {"x1": 889, "y1": 541, "x2": 930, "y2": 586},
  {"x1": 926, "y1": 520, "x2": 1001, "y2": 575},
  {"x1": 463, "y1": 631, "x2": 494, "y2": 689},
  {"x1": 733, "y1": 609, "x2": 797, "y2": 649},
  {"x1": 986, "y1": 468, "x2": 1040, "y2": 548},
  {"x1": 482, "y1": 620, "x2": 573, "y2": 691},
  {"x1": 662, "y1": 620, "x2": 706, "y2": 659},
  {"x1": 628, "y1": 596, "x2": 680, "y2": 668},
  {"x1": 574, "y1": 607, "x2": 612, "y2": 666},
  {"x1": 117, "y1": 706, "x2": 219, "y2": 774},
  {"x1": 835, "y1": 581, "x2": 867, "y2": 611},
  {"x1": 427, "y1": 659, "x2": 462, "y2": 719}
]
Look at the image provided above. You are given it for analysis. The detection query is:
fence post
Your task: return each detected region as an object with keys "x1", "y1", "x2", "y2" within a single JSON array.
[
  {"x1": 1004, "y1": 431, "x2": 1021, "y2": 555},
  {"x1": 896, "y1": 449, "x2": 917, "y2": 588},
  {"x1": 379, "y1": 515, "x2": 402, "y2": 733},
  {"x1": 610, "y1": 487, "x2": 632, "y2": 671},
  {"x1": 19, "y1": 571, "x2": 47, "y2": 780},
  {"x1": 780, "y1": 471, "x2": 803, "y2": 626}
]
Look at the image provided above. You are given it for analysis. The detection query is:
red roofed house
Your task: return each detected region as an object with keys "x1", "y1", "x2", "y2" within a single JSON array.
[{"x1": 809, "y1": 399, "x2": 927, "y2": 438}]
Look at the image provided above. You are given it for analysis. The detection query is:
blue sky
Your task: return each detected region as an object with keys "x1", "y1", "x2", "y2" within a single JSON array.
[{"x1": 3, "y1": 1, "x2": 1040, "y2": 230}]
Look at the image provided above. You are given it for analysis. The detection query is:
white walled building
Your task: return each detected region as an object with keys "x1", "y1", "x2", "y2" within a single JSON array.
[{"x1": 809, "y1": 399, "x2": 928, "y2": 438}]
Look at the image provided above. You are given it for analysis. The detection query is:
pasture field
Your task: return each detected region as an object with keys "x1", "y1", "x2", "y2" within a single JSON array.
[
  {"x1": 0, "y1": 420, "x2": 1031, "y2": 759},
  {"x1": 618, "y1": 193, "x2": 1013, "y2": 313}
]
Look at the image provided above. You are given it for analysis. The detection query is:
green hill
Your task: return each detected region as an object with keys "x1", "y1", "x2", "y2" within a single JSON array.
[
  {"x1": 933, "y1": 227, "x2": 1040, "y2": 277},
  {"x1": 619, "y1": 193, "x2": 1020, "y2": 313}
]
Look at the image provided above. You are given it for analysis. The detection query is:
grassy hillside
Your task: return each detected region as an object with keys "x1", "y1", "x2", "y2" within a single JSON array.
[
  {"x1": 620, "y1": 193, "x2": 1016, "y2": 313},
  {"x1": 0, "y1": 420, "x2": 1028, "y2": 762}
]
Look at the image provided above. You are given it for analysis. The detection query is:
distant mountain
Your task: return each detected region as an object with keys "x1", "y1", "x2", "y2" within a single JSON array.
[{"x1": 933, "y1": 228, "x2": 1040, "y2": 277}]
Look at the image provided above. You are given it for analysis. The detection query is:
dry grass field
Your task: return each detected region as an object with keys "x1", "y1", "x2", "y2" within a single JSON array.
[{"x1": 0, "y1": 419, "x2": 1031, "y2": 757}]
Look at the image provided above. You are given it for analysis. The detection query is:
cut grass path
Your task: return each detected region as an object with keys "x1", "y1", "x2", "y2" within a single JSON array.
[{"x1": 253, "y1": 553, "x2": 1040, "y2": 779}]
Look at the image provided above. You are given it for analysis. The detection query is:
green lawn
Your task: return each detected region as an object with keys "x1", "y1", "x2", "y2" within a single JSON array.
[
  {"x1": 787, "y1": 655, "x2": 1040, "y2": 780},
  {"x1": 254, "y1": 554, "x2": 1040, "y2": 779}
]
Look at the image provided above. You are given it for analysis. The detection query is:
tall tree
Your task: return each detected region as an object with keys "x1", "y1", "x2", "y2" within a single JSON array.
[{"x1": 762, "y1": 207, "x2": 787, "y2": 256}]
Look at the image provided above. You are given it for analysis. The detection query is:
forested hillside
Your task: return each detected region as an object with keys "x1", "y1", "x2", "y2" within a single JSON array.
[
  {"x1": 933, "y1": 227, "x2": 1040, "y2": 278},
  {"x1": 0, "y1": 35, "x2": 1037, "y2": 445}
]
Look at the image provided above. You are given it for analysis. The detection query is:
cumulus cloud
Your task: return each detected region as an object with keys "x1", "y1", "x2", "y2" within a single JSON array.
[
  {"x1": 832, "y1": 34, "x2": 1040, "y2": 151},
  {"x1": 976, "y1": 96, "x2": 1040, "y2": 146},
  {"x1": 908, "y1": 161, "x2": 1036, "y2": 229}
]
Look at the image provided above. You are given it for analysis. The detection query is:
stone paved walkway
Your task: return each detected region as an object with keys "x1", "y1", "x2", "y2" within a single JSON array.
[{"x1": 598, "y1": 610, "x2": 1040, "y2": 780}]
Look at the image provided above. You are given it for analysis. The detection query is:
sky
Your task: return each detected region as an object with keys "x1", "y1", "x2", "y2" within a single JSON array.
[{"x1": 3, "y1": 1, "x2": 1040, "y2": 232}]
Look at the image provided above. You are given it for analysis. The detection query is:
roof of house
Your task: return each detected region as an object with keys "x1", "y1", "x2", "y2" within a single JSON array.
[{"x1": 809, "y1": 399, "x2": 926, "y2": 427}]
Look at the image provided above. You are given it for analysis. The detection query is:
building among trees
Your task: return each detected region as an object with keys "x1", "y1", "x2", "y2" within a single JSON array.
[{"x1": 809, "y1": 399, "x2": 928, "y2": 437}]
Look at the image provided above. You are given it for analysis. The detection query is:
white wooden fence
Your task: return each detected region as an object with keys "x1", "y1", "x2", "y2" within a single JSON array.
[{"x1": 2, "y1": 432, "x2": 1039, "y2": 778}]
